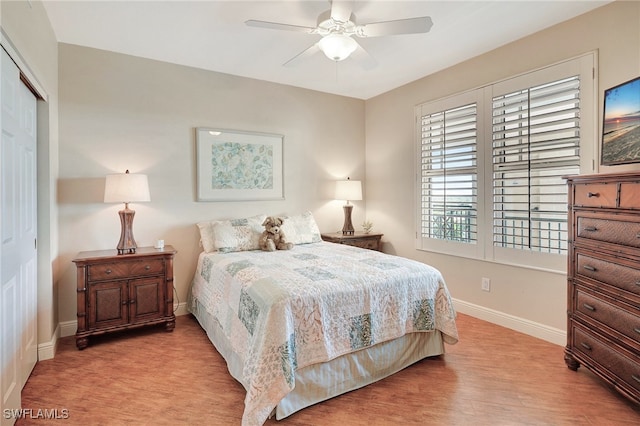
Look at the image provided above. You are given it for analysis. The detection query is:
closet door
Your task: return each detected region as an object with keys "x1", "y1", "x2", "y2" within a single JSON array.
[{"x1": 1, "y1": 47, "x2": 38, "y2": 424}]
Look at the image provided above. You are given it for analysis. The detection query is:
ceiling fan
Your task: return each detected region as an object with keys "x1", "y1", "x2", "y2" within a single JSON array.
[{"x1": 245, "y1": 0, "x2": 433, "y2": 67}]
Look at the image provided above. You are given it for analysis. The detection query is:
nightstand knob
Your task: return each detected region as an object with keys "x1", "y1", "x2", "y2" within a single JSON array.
[
  {"x1": 145, "y1": 265, "x2": 151, "y2": 270},
  {"x1": 105, "y1": 269, "x2": 112, "y2": 275},
  {"x1": 122, "y1": 300, "x2": 128, "y2": 305}
]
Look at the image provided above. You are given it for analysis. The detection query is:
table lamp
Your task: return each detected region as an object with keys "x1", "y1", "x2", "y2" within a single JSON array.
[
  {"x1": 104, "y1": 170, "x2": 150, "y2": 254},
  {"x1": 335, "y1": 177, "x2": 362, "y2": 235}
]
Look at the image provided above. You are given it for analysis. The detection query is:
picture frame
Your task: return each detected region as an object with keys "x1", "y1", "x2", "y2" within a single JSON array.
[
  {"x1": 601, "y1": 76, "x2": 640, "y2": 165},
  {"x1": 196, "y1": 128, "x2": 284, "y2": 201}
]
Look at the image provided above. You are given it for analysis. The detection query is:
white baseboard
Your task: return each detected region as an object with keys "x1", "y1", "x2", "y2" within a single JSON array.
[
  {"x1": 60, "y1": 319, "x2": 77, "y2": 338},
  {"x1": 37, "y1": 323, "x2": 60, "y2": 361},
  {"x1": 56, "y1": 302, "x2": 190, "y2": 342},
  {"x1": 174, "y1": 302, "x2": 189, "y2": 317},
  {"x1": 452, "y1": 298, "x2": 566, "y2": 346}
]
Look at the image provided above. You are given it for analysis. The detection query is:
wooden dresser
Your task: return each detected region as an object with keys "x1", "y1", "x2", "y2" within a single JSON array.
[
  {"x1": 321, "y1": 232, "x2": 383, "y2": 251},
  {"x1": 565, "y1": 173, "x2": 640, "y2": 404},
  {"x1": 73, "y1": 246, "x2": 177, "y2": 349}
]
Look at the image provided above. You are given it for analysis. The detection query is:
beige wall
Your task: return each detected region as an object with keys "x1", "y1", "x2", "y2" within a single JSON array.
[
  {"x1": 365, "y1": 1, "x2": 640, "y2": 341},
  {"x1": 56, "y1": 44, "x2": 366, "y2": 324},
  {"x1": 1, "y1": 0, "x2": 60, "y2": 353},
  {"x1": 4, "y1": 0, "x2": 639, "y2": 351}
]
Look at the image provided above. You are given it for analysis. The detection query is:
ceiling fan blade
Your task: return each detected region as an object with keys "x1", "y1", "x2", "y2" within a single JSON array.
[
  {"x1": 357, "y1": 16, "x2": 433, "y2": 37},
  {"x1": 283, "y1": 44, "x2": 321, "y2": 67},
  {"x1": 350, "y1": 42, "x2": 377, "y2": 70},
  {"x1": 245, "y1": 19, "x2": 316, "y2": 34},
  {"x1": 330, "y1": 0, "x2": 353, "y2": 23}
]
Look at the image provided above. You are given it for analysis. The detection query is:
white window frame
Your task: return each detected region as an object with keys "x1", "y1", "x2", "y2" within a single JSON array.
[{"x1": 415, "y1": 53, "x2": 597, "y2": 272}]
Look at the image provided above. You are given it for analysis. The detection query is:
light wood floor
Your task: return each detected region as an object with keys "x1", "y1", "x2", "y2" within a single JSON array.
[{"x1": 17, "y1": 313, "x2": 639, "y2": 425}]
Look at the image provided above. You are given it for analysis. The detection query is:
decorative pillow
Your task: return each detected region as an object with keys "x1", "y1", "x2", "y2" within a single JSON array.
[
  {"x1": 212, "y1": 215, "x2": 266, "y2": 253},
  {"x1": 197, "y1": 220, "x2": 219, "y2": 253},
  {"x1": 281, "y1": 211, "x2": 322, "y2": 245},
  {"x1": 197, "y1": 214, "x2": 265, "y2": 253}
]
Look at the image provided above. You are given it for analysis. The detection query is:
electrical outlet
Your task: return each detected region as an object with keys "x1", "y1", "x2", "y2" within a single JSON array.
[{"x1": 481, "y1": 277, "x2": 491, "y2": 292}]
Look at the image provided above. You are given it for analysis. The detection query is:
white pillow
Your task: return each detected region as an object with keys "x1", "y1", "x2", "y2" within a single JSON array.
[
  {"x1": 281, "y1": 211, "x2": 322, "y2": 245},
  {"x1": 212, "y1": 215, "x2": 266, "y2": 253},
  {"x1": 196, "y1": 220, "x2": 219, "y2": 253},
  {"x1": 197, "y1": 215, "x2": 265, "y2": 253}
]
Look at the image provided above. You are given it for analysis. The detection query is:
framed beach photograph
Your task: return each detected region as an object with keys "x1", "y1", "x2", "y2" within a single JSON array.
[
  {"x1": 196, "y1": 128, "x2": 284, "y2": 201},
  {"x1": 601, "y1": 76, "x2": 640, "y2": 165}
]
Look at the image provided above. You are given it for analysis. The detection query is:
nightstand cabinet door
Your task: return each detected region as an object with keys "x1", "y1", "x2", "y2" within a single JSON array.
[
  {"x1": 129, "y1": 276, "x2": 164, "y2": 322},
  {"x1": 89, "y1": 280, "x2": 128, "y2": 330}
]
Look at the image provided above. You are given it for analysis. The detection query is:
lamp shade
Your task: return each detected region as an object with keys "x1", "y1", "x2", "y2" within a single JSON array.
[
  {"x1": 318, "y1": 33, "x2": 358, "y2": 61},
  {"x1": 104, "y1": 170, "x2": 150, "y2": 203},
  {"x1": 335, "y1": 178, "x2": 362, "y2": 202}
]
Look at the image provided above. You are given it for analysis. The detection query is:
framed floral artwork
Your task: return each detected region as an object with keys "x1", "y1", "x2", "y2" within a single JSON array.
[{"x1": 196, "y1": 128, "x2": 284, "y2": 201}]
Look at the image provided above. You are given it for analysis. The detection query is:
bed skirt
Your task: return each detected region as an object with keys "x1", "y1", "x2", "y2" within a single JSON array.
[{"x1": 190, "y1": 299, "x2": 445, "y2": 420}]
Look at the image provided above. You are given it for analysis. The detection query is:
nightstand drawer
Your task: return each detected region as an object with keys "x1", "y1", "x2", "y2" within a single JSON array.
[
  {"x1": 88, "y1": 259, "x2": 164, "y2": 281},
  {"x1": 348, "y1": 238, "x2": 380, "y2": 250},
  {"x1": 321, "y1": 232, "x2": 383, "y2": 252}
]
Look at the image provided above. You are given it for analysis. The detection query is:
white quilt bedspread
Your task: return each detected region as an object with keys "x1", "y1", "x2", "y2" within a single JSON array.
[{"x1": 189, "y1": 241, "x2": 458, "y2": 426}]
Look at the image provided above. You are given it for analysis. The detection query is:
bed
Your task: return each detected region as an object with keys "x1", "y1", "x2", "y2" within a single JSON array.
[{"x1": 189, "y1": 213, "x2": 458, "y2": 426}]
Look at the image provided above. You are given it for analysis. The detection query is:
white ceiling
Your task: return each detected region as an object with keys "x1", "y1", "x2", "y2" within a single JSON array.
[{"x1": 42, "y1": 0, "x2": 611, "y2": 99}]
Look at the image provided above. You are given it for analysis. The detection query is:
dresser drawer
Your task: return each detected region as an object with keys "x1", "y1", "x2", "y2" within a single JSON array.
[
  {"x1": 88, "y1": 259, "x2": 165, "y2": 281},
  {"x1": 574, "y1": 182, "x2": 618, "y2": 208},
  {"x1": 576, "y1": 251, "x2": 640, "y2": 297},
  {"x1": 576, "y1": 214, "x2": 640, "y2": 249},
  {"x1": 572, "y1": 325, "x2": 640, "y2": 393},
  {"x1": 619, "y1": 182, "x2": 640, "y2": 209},
  {"x1": 574, "y1": 287, "x2": 640, "y2": 344}
]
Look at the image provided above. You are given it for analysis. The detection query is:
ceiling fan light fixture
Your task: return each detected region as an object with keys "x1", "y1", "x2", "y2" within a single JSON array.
[{"x1": 318, "y1": 33, "x2": 357, "y2": 61}]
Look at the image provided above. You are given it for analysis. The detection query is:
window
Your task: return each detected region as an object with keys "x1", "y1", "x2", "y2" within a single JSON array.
[
  {"x1": 420, "y1": 103, "x2": 478, "y2": 244},
  {"x1": 416, "y1": 54, "x2": 595, "y2": 271},
  {"x1": 492, "y1": 76, "x2": 581, "y2": 254}
]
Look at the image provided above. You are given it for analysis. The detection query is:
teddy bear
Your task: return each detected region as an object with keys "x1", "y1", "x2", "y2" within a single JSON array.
[{"x1": 259, "y1": 216, "x2": 294, "y2": 252}]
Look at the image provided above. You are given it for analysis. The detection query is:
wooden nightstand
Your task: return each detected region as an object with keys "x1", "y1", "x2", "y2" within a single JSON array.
[
  {"x1": 321, "y1": 232, "x2": 383, "y2": 251},
  {"x1": 72, "y1": 246, "x2": 177, "y2": 349}
]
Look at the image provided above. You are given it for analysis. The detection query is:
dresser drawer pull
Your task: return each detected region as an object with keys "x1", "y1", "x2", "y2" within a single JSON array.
[
  {"x1": 580, "y1": 342, "x2": 592, "y2": 351},
  {"x1": 105, "y1": 269, "x2": 112, "y2": 275},
  {"x1": 633, "y1": 375, "x2": 640, "y2": 384},
  {"x1": 582, "y1": 265, "x2": 597, "y2": 272},
  {"x1": 587, "y1": 192, "x2": 599, "y2": 198},
  {"x1": 122, "y1": 300, "x2": 128, "y2": 305},
  {"x1": 145, "y1": 265, "x2": 151, "y2": 270},
  {"x1": 634, "y1": 327, "x2": 640, "y2": 335},
  {"x1": 582, "y1": 303, "x2": 596, "y2": 312},
  {"x1": 583, "y1": 226, "x2": 598, "y2": 232}
]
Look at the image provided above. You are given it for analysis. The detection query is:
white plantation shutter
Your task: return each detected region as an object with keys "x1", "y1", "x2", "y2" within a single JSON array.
[
  {"x1": 492, "y1": 76, "x2": 581, "y2": 254},
  {"x1": 420, "y1": 103, "x2": 478, "y2": 244},
  {"x1": 415, "y1": 53, "x2": 594, "y2": 271}
]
